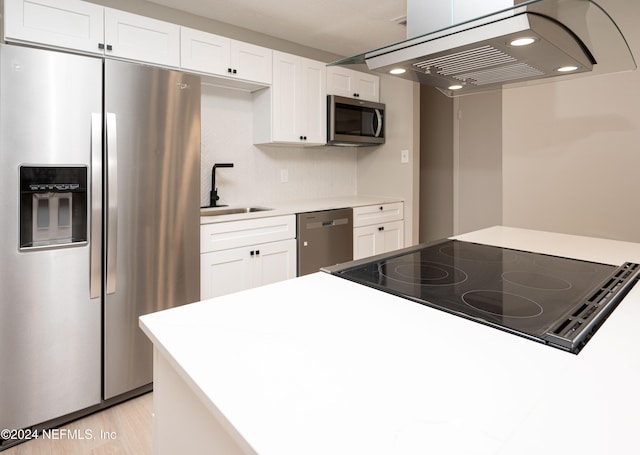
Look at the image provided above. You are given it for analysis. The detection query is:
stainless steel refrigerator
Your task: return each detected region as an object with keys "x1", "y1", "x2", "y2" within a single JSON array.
[{"x1": 0, "y1": 44, "x2": 200, "y2": 439}]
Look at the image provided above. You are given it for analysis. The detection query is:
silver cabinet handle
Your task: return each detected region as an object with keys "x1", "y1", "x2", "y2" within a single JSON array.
[
  {"x1": 90, "y1": 113, "x2": 103, "y2": 299},
  {"x1": 106, "y1": 112, "x2": 118, "y2": 295}
]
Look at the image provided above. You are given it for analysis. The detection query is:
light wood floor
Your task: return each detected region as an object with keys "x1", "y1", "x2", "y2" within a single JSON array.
[{"x1": 3, "y1": 393, "x2": 153, "y2": 455}]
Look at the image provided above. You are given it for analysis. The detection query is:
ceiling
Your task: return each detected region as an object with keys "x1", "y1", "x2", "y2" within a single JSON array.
[{"x1": 148, "y1": 0, "x2": 407, "y2": 57}]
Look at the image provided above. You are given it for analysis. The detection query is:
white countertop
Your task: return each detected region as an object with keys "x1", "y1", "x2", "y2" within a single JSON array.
[
  {"x1": 140, "y1": 226, "x2": 640, "y2": 454},
  {"x1": 200, "y1": 195, "x2": 403, "y2": 224}
]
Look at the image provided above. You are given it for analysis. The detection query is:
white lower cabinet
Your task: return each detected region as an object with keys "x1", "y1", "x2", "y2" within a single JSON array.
[
  {"x1": 353, "y1": 202, "x2": 404, "y2": 260},
  {"x1": 200, "y1": 216, "x2": 296, "y2": 299},
  {"x1": 354, "y1": 221, "x2": 404, "y2": 260},
  {"x1": 201, "y1": 239, "x2": 296, "y2": 299}
]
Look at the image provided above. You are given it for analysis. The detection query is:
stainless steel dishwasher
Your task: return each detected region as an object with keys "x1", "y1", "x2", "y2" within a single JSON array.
[{"x1": 297, "y1": 208, "x2": 353, "y2": 276}]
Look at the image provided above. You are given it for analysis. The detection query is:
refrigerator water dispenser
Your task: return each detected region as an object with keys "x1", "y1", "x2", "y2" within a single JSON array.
[{"x1": 19, "y1": 166, "x2": 88, "y2": 249}]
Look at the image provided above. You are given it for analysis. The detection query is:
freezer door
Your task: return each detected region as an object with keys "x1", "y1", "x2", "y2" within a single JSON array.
[
  {"x1": 0, "y1": 45, "x2": 102, "y2": 431},
  {"x1": 103, "y1": 60, "x2": 201, "y2": 399}
]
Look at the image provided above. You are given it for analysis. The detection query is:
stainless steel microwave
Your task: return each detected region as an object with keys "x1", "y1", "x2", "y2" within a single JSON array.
[{"x1": 327, "y1": 95, "x2": 385, "y2": 146}]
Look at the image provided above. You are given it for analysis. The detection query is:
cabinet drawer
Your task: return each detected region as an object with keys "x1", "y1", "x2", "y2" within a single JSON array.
[
  {"x1": 353, "y1": 202, "x2": 403, "y2": 227},
  {"x1": 201, "y1": 215, "x2": 296, "y2": 253}
]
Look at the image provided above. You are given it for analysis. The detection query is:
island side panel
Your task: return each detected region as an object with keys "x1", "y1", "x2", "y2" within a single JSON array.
[{"x1": 153, "y1": 349, "x2": 250, "y2": 455}]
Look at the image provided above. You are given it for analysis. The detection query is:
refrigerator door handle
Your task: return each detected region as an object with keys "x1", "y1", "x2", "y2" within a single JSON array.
[
  {"x1": 90, "y1": 113, "x2": 103, "y2": 299},
  {"x1": 106, "y1": 112, "x2": 118, "y2": 295}
]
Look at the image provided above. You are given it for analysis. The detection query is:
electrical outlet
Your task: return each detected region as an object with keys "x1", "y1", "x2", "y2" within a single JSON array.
[{"x1": 401, "y1": 149, "x2": 409, "y2": 164}]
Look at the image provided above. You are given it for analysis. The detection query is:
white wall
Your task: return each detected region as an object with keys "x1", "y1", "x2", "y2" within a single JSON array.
[
  {"x1": 502, "y1": 0, "x2": 640, "y2": 242},
  {"x1": 200, "y1": 85, "x2": 357, "y2": 206},
  {"x1": 357, "y1": 76, "x2": 420, "y2": 245},
  {"x1": 419, "y1": 86, "x2": 454, "y2": 243},
  {"x1": 454, "y1": 90, "x2": 502, "y2": 235}
]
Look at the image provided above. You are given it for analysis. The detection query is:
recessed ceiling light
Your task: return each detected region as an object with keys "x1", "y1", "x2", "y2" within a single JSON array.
[
  {"x1": 509, "y1": 37, "x2": 536, "y2": 47},
  {"x1": 448, "y1": 84, "x2": 464, "y2": 90},
  {"x1": 557, "y1": 65, "x2": 579, "y2": 72},
  {"x1": 390, "y1": 68, "x2": 406, "y2": 75}
]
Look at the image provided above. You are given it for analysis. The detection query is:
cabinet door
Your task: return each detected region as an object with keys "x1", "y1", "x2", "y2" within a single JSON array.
[
  {"x1": 326, "y1": 67, "x2": 355, "y2": 99},
  {"x1": 379, "y1": 220, "x2": 404, "y2": 254},
  {"x1": 300, "y1": 57, "x2": 327, "y2": 144},
  {"x1": 272, "y1": 51, "x2": 300, "y2": 143},
  {"x1": 270, "y1": 51, "x2": 326, "y2": 145},
  {"x1": 180, "y1": 27, "x2": 230, "y2": 75},
  {"x1": 327, "y1": 66, "x2": 379, "y2": 102},
  {"x1": 4, "y1": 0, "x2": 104, "y2": 55},
  {"x1": 201, "y1": 248, "x2": 252, "y2": 299},
  {"x1": 354, "y1": 72, "x2": 380, "y2": 102},
  {"x1": 253, "y1": 239, "x2": 297, "y2": 287},
  {"x1": 354, "y1": 221, "x2": 404, "y2": 260},
  {"x1": 230, "y1": 41, "x2": 272, "y2": 85},
  {"x1": 353, "y1": 225, "x2": 378, "y2": 260},
  {"x1": 104, "y1": 8, "x2": 180, "y2": 67}
]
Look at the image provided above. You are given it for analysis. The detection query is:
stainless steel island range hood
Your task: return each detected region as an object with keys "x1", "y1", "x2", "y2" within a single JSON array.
[{"x1": 330, "y1": 0, "x2": 636, "y2": 96}]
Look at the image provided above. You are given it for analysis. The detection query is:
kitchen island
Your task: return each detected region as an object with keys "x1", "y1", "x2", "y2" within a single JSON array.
[{"x1": 139, "y1": 226, "x2": 640, "y2": 455}]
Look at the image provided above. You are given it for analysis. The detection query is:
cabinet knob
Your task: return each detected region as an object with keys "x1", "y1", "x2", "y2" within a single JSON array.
[
  {"x1": 379, "y1": 206, "x2": 383, "y2": 211},
  {"x1": 255, "y1": 250, "x2": 260, "y2": 255},
  {"x1": 378, "y1": 226, "x2": 384, "y2": 231},
  {"x1": 233, "y1": 69, "x2": 237, "y2": 74},
  {"x1": 228, "y1": 68, "x2": 232, "y2": 73},
  {"x1": 250, "y1": 250, "x2": 255, "y2": 256}
]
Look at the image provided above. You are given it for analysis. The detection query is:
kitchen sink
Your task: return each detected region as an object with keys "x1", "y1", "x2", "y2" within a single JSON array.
[{"x1": 200, "y1": 206, "x2": 273, "y2": 216}]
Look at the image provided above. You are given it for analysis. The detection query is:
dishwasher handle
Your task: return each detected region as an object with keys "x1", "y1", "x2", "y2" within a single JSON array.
[{"x1": 306, "y1": 216, "x2": 350, "y2": 230}]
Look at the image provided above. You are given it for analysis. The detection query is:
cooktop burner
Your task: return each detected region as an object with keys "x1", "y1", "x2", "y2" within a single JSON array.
[{"x1": 326, "y1": 239, "x2": 640, "y2": 354}]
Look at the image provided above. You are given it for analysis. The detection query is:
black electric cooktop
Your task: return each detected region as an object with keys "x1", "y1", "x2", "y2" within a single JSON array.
[{"x1": 327, "y1": 240, "x2": 639, "y2": 354}]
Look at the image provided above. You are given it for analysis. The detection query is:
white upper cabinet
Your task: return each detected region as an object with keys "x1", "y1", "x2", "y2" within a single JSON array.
[
  {"x1": 104, "y1": 8, "x2": 180, "y2": 67},
  {"x1": 230, "y1": 40, "x2": 272, "y2": 85},
  {"x1": 4, "y1": 0, "x2": 180, "y2": 67},
  {"x1": 181, "y1": 27, "x2": 230, "y2": 75},
  {"x1": 4, "y1": 0, "x2": 104, "y2": 55},
  {"x1": 327, "y1": 66, "x2": 380, "y2": 102},
  {"x1": 180, "y1": 27, "x2": 272, "y2": 85},
  {"x1": 254, "y1": 51, "x2": 326, "y2": 146}
]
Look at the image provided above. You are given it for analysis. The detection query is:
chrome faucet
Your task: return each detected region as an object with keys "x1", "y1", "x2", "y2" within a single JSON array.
[{"x1": 210, "y1": 163, "x2": 234, "y2": 207}]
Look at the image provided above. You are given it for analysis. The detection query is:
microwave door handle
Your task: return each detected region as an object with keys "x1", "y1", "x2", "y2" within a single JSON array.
[
  {"x1": 106, "y1": 112, "x2": 118, "y2": 295},
  {"x1": 374, "y1": 109, "x2": 382, "y2": 137},
  {"x1": 90, "y1": 113, "x2": 102, "y2": 299}
]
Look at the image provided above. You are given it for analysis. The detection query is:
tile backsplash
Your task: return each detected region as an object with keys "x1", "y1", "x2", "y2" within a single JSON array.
[{"x1": 200, "y1": 84, "x2": 357, "y2": 207}]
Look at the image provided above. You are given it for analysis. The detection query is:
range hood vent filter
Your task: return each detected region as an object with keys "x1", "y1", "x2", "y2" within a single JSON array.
[
  {"x1": 329, "y1": 0, "x2": 636, "y2": 97},
  {"x1": 415, "y1": 46, "x2": 519, "y2": 75},
  {"x1": 456, "y1": 63, "x2": 545, "y2": 85},
  {"x1": 413, "y1": 45, "x2": 547, "y2": 86}
]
